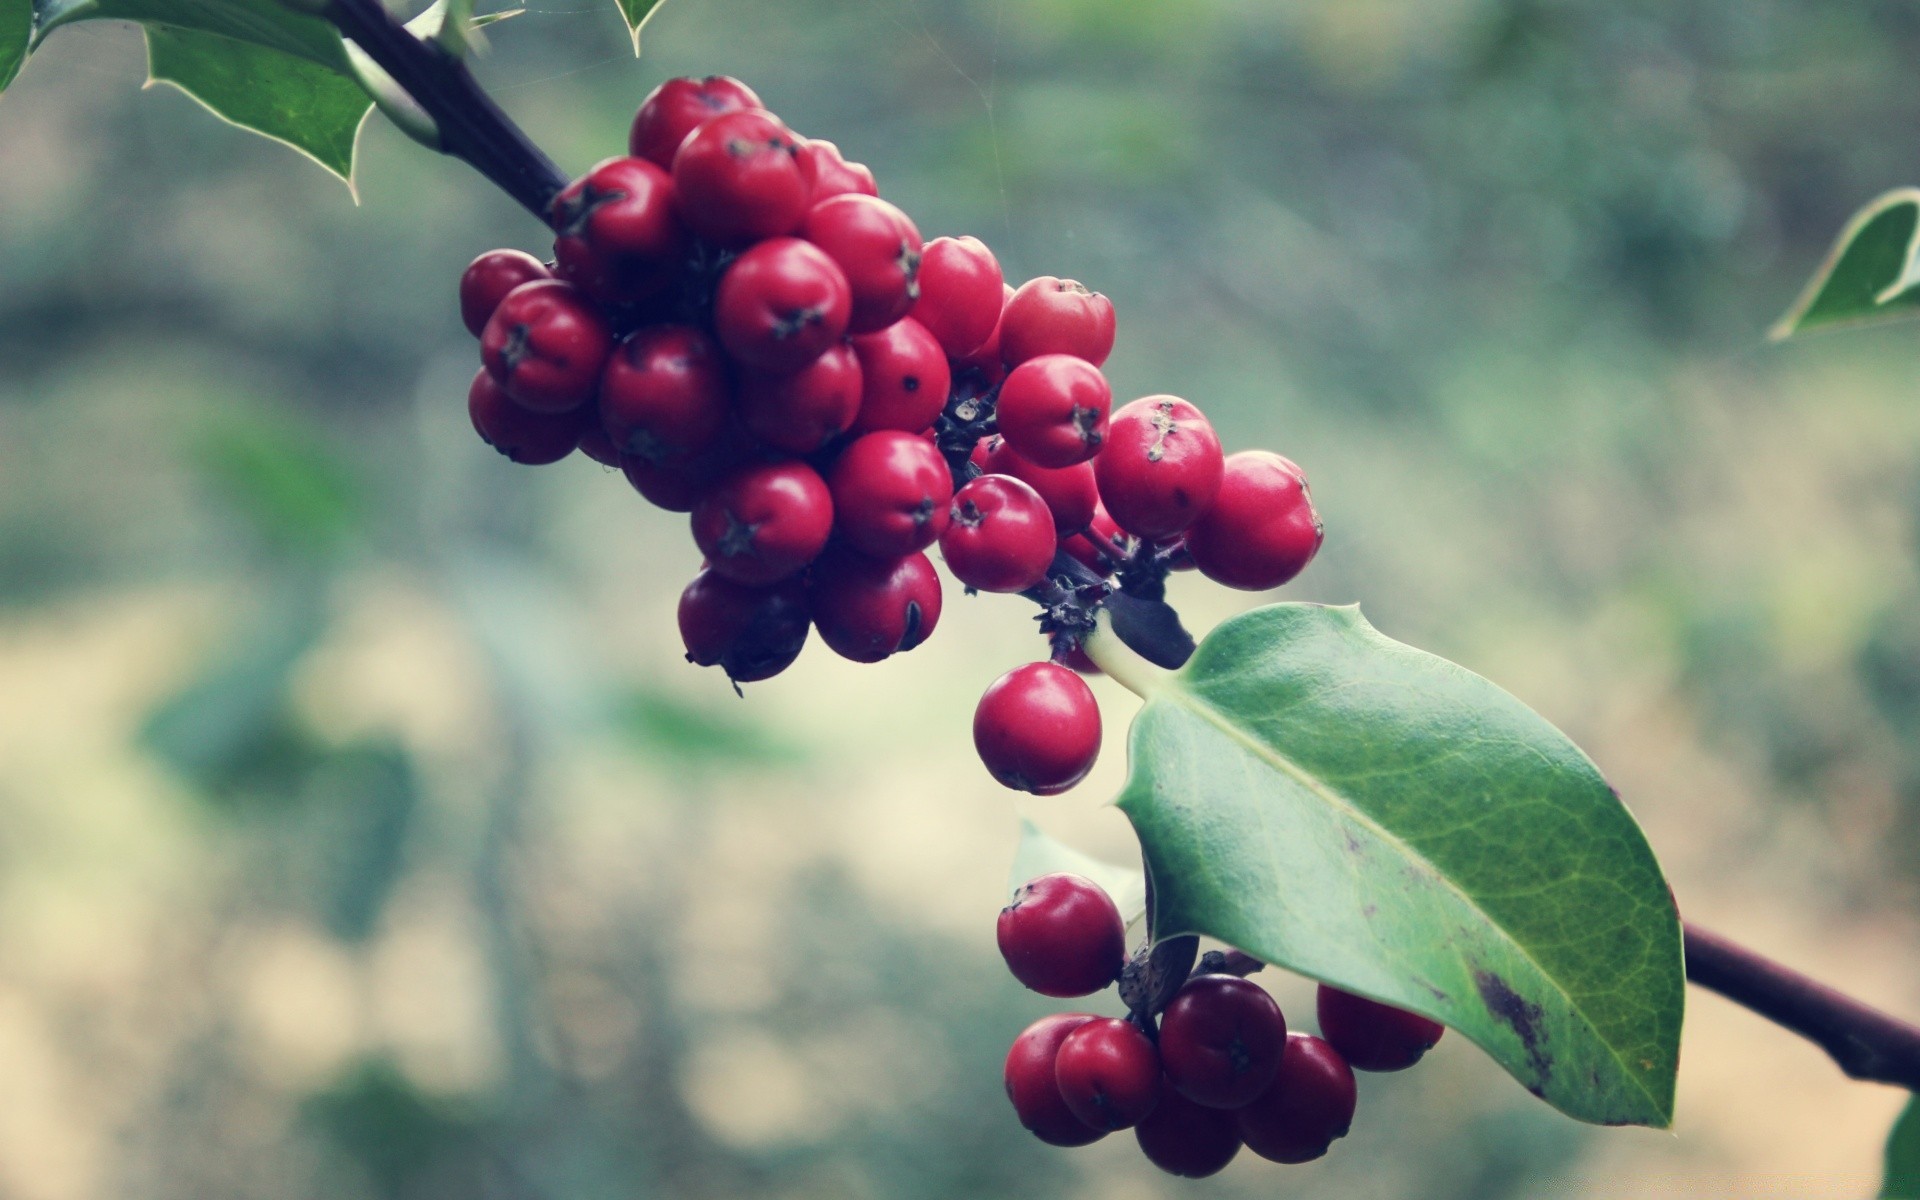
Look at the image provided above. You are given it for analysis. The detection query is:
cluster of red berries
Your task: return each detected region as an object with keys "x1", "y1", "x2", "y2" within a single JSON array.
[{"x1": 998, "y1": 873, "x2": 1445, "y2": 1178}]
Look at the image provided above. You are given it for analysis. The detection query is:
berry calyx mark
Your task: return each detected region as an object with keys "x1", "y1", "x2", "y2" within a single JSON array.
[
  {"x1": 1145, "y1": 399, "x2": 1178, "y2": 463},
  {"x1": 1071, "y1": 404, "x2": 1103, "y2": 448},
  {"x1": 501, "y1": 321, "x2": 532, "y2": 369},
  {"x1": 771, "y1": 305, "x2": 826, "y2": 342},
  {"x1": 552, "y1": 180, "x2": 627, "y2": 238},
  {"x1": 715, "y1": 510, "x2": 761, "y2": 559},
  {"x1": 953, "y1": 498, "x2": 984, "y2": 529}
]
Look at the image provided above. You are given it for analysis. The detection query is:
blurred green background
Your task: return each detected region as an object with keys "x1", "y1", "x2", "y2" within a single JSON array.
[{"x1": 2, "y1": 0, "x2": 1919, "y2": 1195}]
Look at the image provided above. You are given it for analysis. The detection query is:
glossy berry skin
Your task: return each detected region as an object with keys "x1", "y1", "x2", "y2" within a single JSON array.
[
  {"x1": 737, "y1": 342, "x2": 862, "y2": 454},
  {"x1": 1234, "y1": 1033, "x2": 1357, "y2": 1164},
  {"x1": 973, "y1": 662, "x2": 1100, "y2": 794},
  {"x1": 1004, "y1": 1014, "x2": 1106, "y2": 1147},
  {"x1": 480, "y1": 279, "x2": 613, "y2": 413},
  {"x1": 995, "y1": 354, "x2": 1111, "y2": 468},
  {"x1": 459, "y1": 249, "x2": 550, "y2": 337},
  {"x1": 671, "y1": 110, "x2": 810, "y2": 244},
  {"x1": 628, "y1": 74, "x2": 762, "y2": 169},
  {"x1": 713, "y1": 238, "x2": 852, "y2": 373},
  {"x1": 995, "y1": 872, "x2": 1126, "y2": 998},
  {"x1": 677, "y1": 569, "x2": 809, "y2": 683},
  {"x1": 1054, "y1": 1017, "x2": 1160, "y2": 1132},
  {"x1": 971, "y1": 436, "x2": 1098, "y2": 534},
  {"x1": 1185, "y1": 451, "x2": 1323, "y2": 590},
  {"x1": 808, "y1": 547, "x2": 942, "y2": 662},
  {"x1": 690, "y1": 461, "x2": 834, "y2": 585},
  {"x1": 940, "y1": 475, "x2": 1057, "y2": 593},
  {"x1": 999, "y1": 276, "x2": 1116, "y2": 368},
  {"x1": 847, "y1": 317, "x2": 950, "y2": 434},
  {"x1": 802, "y1": 194, "x2": 923, "y2": 333},
  {"x1": 829, "y1": 431, "x2": 953, "y2": 557},
  {"x1": 1316, "y1": 985, "x2": 1445, "y2": 1072},
  {"x1": 1094, "y1": 395, "x2": 1225, "y2": 539},
  {"x1": 598, "y1": 326, "x2": 729, "y2": 463},
  {"x1": 951, "y1": 282, "x2": 1014, "y2": 389},
  {"x1": 796, "y1": 138, "x2": 877, "y2": 199},
  {"x1": 467, "y1": 369, "x2": 580, "y2": 465},
  {"x1": 1135, "y1": 1087, "x2": 1242, "y2": 1179},
  {"x1": 911, "y1": 235, "x2": 1004, "y2": 358},
  {"x1": 549, "y1": 157, "x2": 684, "y2": 305},
  {"x1": 1158, "y1": 974, "x2": 1288, "y2": 1109}
]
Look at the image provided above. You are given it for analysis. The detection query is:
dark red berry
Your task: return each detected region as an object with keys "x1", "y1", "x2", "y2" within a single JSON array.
[
  {"x1": 1134, "y1": 1087, "x2": 1241, "y2": 1178},
  {"x1": 677, "y1": 569, "x2": 809, "y2": 683},
  {"x1": 713, "y1": 238, "x2": 852, "y2": 373},
  {"x1": 910, "y1": 235, "x2": 1004, "y2": 359},
  {"x1": 807, "y1": 547, "x2": 942, "y2": 662},
  {"x1": 598, "y1": 325, "x2": 729, "y2": 463},
  {"x1": 973, "y1": 662, "x2": 1100, "y2": 794},
  {"x1": 995, "y1": 872, "x2": 1126, "y2": 997},
  {"x1": 628, "y1": 75, "x2": 762, "y2": 169},
  {"x1": 1005, "y1": 1014, "x2": 1106, "y2": 1147},
  {"x1": 671, "y1": 109, "x2": 810, "y2": 244},
  {"x1": 847, "y1": 317, "x2": 950, "y2": 434},
  {"x1": 1158, "y1": 974, "x2": 1288, "y2": 1109},
  {"x1": 994, "y1": 354, "x2": 1111, "y2": 468},
  {"x1": 576, "y1": 421, "x2": 621, "y2": 467},
  {"x1": 1000, "y1": 276, "x2": 1116, "y2": 368},
  {"x1": 828, "y1": 431, "x2": 953, "y2": 557},
  {"x1": 480, "y1": 279, "x2": 613, "y2": 413},
  {"x1": 459, "y1": 249, "x2": 550, "y2": 337},
  {"x1": 1316, "y1": 985, "x2": 1445, "y2": 1072},
  {"x1": 736, "y1": 342, "x2": 863, "y2": 454},
  {"x1": 1234, "y1": 1033, "x2": 1357, "y2": 1164},
  {"x1": 940, "y1": 475, "x2": 1057, "y2": 593},
  {"x1": 795, "y1": 138, "x2": 877, "y2": 199},
  {"x1": 467, "y1": 368, "x2": 581, "y2": 464},
  {"x1": 1185, "y1": 451, "x2": 1323, "y2": 591},
  {"x1": 1054, "y1": 1017, "x2": 1160, "y2": 1132},
  {"x1": 951, "y1": 282, "x2": 1013, "y2": 389},
  {"x1": 802, "y1": 194, "x2": 923, "y2": 334},
  {"x1": 549, "y1": 156, "x2": 685, "y2": 305},
  {"x1": 690, "y1": 461, "x2": 834, "y2": 585},
  {"x1": 1094, "y1": 395, "x2": 1225, "y2": 539},
  {"x1": 621, "y1": 426, "x2": 752, "y2": 513},
  {"x1": 971, "y1": 436, "x2": 1098, "y2": 535}
]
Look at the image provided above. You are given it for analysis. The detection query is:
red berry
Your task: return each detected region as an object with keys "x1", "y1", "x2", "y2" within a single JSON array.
[
  {"x1": 847, "y1": 317, "x2": 950, "y2": 435},
  {"x1": 549, "y1": 157, "x2": 685, "y2": 305},
  {"x1": 973, "y1": 662, "x2": 1100, "y2": 794},
  {"x1": 1234, "y1": 1033, "x2": 1357, "y2": 1164},
  {"x1": 828, "y1": 431, "x2": 953, "y2": 557},
  {"x1": 1000, "y1": 276, "x2": 1116, "y2": 368},
  {"x1": 1315, "y1": 985, "x2": 1445, "y2": 1072},
  {"x1": 459, "y1": 249, "x2": 550, "y2": 337},
  {"x1": 1185, "y1": 451, "x2": 1323, "y2": 590},
  {"x1": 1134, "y1": 1087, "x2": 1242, "y2": 1178},
  {"x1": 951, "y1": 283, "x2": 1014, "y2": 389},
  {"x1": 713, "y1": 238, "x2": 852, "y2": 373},
  {"x1": 801, "y1": 194, "x2": 923, "y2": 334},
  {"x1": 1158, "y1": 974, "x2": 1288, "y2": 1109},
  {"x1": 795, "y1": 138, "x2": 877, "y2": 199},
  {"x1": 671, "y1": 110, "x2": 810, "y2": 244},
  {"x1": 910, "y1": 235, "x2": 1004, "y2": 359},
  {"x1": 677, "y1": 569, "x2": 810, "y2": 683},
  {"x1": 1094, "y1": 395, "x2": 1224, "y2": 540},
  {"x1": 1055, "y1": 1017, "x2": 1160, "y2": 1132},
  {"x1": 995, "y1": 872, "x2": 1126, "y2": 997},
  {"x1": 690, "y1": 461, "x2": 834, "y2": 584},
  {"x1": 995, "y1": 354, "x2": 1111, "y2": 468},
  {"x1": 479, "y1": 279, "x2": 613, "y2": 413},
  {"x1": 576, "y1": 421, "x2": 621, "y2": 467},
  {"x1": 971, "y1": 436, "x2": 1098, "y2": 535},
  {"x1": 1004, "y1": 1014, "x2": 1106, "y2": 1147},
  {"x1": 628, "y1": 75, "x2": 762, "y2": 169},
  {"x1": 467, "y1": 369, "x2": 581, "y2": 465},
  {"x1": 807, "y1": 547, "x2": 943, "y2": 662},
  {"x1": 940, "y1": 475, "x2": 1057, "y2": 593},
  {"x1": 598, "y1": 325, "x2": 729, "y2": 463},
  {"x1": 736, "y1": 342, "x2": 863, "y2": 454}
]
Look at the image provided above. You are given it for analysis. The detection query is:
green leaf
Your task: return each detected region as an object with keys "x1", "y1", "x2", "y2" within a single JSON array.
[
  {"x1": 1112, "y1": 603, "x2": 1684, "y2": 1128},
  {"x1": 147, "y1": 26, "x2": 371, "y2": 183},
  {"x1": 187, "y1": 409, "x2": 366, "y2": 551},
  {"x1": 1887, "y1": 1097, "x2": 1920, "y2": 1199},
  {"x1": 1007, "y1": 819, "x2": 1146, "y2": 923},
  {"x1": 611, "y1": 684, "x2": 809, "y2": 772},
  {"x1": 33, "y1": 0, "x2": 351, "y2": 70},
  {"x1": 0, "y1": 0, "x2": 29, "y2": 91},
  {"x1": 613, "y1": 0, "x2": 662, "y2": 54},
  {"x1": 1774, "y1": 188, "x2": 1920, "y2": 338}
]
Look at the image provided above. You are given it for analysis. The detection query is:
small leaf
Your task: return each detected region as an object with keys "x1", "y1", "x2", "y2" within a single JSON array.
[
  {"x1": 33, "y1": 0, "x2": 352, "y2": 69},
  {"x1": 1774, "y1": 188, "x2": 1920, "y2": 338},
  {"x1": 1114, "y1": 603, "x2": 1684, "y2": 1127},
  {"x1": 1888, "y1": 1096, "x2": 1920, "y2": 1200},
  {"x1": 1007, "y1": 818, "x2": 1146, "y2": 923},
  {"x1": 0, "y1": 0, "x2": 29, "y2": 91},
  {"x1": 613, "y1": 0, "x2": 663, "y2": 54}
]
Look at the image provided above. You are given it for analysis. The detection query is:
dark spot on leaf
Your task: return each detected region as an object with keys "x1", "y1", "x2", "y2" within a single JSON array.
[{"x1": 1475, "y1": 970, "x2": 1551, "y2": 1082}]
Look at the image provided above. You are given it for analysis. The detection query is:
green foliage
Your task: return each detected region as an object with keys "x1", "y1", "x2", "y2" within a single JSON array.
[
  {"x1": 188, "y1": 410, "x2": 365, "y2": 552},
  {"x1": 1006, "y1": 818, "x2": 1146, "y2": 922},
  {"x1": 1112, "y1": 604, "x2": 1684, "y2": 1128},
  {"x1": 614, "y1": 0, "x2": 663, "y2": 53},
  {"x1": 0, "y1": 0, "x2": 28, "y2": 90},
  {"x1": 612, "y1": 683, "x2": 808, "y2": 772},
  {"x1": 1888, "y1": 1097, "x2": 1920, "y2": 1199},
  {"x1": 1774, "y1": 189, "x2": 1920, "y2": 338},
  {"x1": 32, "y1": 0, "x2": 352, "y2": 68}
]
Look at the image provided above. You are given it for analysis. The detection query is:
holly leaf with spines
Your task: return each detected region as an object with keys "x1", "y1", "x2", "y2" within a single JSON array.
[
  {"x1": 1888, "y1": 1096, "x2": 1920, "y2": 1199},
  {"x1": 0, "y1": 0, "x2": 29, "y2": 91},
  {"x1": 1007, "y1": 818, "x2": 1147, "y2": 923},
  {"x1": 1774, "y1": 188, "x2": 1920, "y2": 338},
  {"x1": 614, "y1": 0, "x2": 661, "y2": 54},
  {"x1": 1110, "y1": 603, "x2": 1684, "y2": 1128}
]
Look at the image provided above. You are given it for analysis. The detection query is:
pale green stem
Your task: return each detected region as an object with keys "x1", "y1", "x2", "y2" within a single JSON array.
[{"x1": 1084, "y1": 612, "x2": 1178, "y2": 700}]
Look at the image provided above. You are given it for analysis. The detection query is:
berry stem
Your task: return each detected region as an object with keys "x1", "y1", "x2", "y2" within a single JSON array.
[{"x1": 1083, "y1": 613, "x2": 1175, "y2": 700}]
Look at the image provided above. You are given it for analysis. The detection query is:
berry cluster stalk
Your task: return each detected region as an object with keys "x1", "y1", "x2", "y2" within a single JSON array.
[{"x1": 316, "y1": 0, "x2": 1920, "y2": 1098}]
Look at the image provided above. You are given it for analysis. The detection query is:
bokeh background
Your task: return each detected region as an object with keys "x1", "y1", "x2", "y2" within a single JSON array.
[{"x1": 2, "y1": 0, "x2": 1919, "y2": 1195}]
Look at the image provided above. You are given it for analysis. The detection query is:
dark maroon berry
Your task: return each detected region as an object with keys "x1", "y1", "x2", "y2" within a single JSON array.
[
  {"x1": 1000, "y1": 276, "x2": 1116, "y2": 368},
  {"x1": 459, "y1": 249, "x2": 550, "y2": 337},
  {"x1": 951, "y1": 282, "x2": 1013, "y2": 389},
  {"x1": 994, "y1": 354, "x2": 1111, "y2": 469},
  {"x1": 1186, "y1": 451, "x2": 1323, "y2": 591},
  {"x1": 828, "y1": 431, "x2": 953, "y2": 557},
  {"x1": 621, "y1": 428, "x2": 751, "y2": 513},
  {"x1": 1005, "y1": 1014, "x2": 1106, "y2": 1147},
  {"x1": 1316, "y1": 984, "x2": 1445, "y2": 1072},
  {"x1": 807, "y1": 547, "x2": 942, "y2": 663},
  {"x1": 1234, "y1": 1033, "x2": 1357, "y2": 1164},
  {"x1": 995, "y1": 872, "x2": 1126, "y2": 997},
  {"x1": 549, "y1": 156, "x2": 685, "y2": 305},
  {"x1": 628, "y1": 75, "x2": 762, "y2": 169},
  {"x1": 576, "y1": 421, "x2": 621, "y2": 467},
  {"x1": 677, "y1": 569, "x2": 810, "y2": 683},
  {"x1": 802, "y1": 194, "x2": 923, "y2": 334},
  {"x1": 971, "y1": 435, "x2": 1099, "y2": 534},
  {"x1": 479, "y1": 279, "x2": 613, "y2": 413},
  {"x1": 670, "y1": 109, "x2": 810, "y2": 244},
  {"x1": 690, "y1": 461, "x2": 834, "y2": 585},
  {"x1": 973, "y1": 662, "x2": 1100, "y2": 794},
  {"x1": 467, "y1": 369, "x2": 581, "y2": 465},
  {"x1": 910, "y1": 235, "x2": 1003, "y2": 358},
  {"x1": 713, "y1": 238, "x2": 852, "y2": 373},
  {"x1": 1054, "y1": 1017, "x2": 1160, "y2": 1132},
  {"x1": 1158, "y1": 974, "x2": 1287, "y2": 1109},
  {"x1": 1094, "y1": 395, "x2": 1225, "y2": 539},
  {"x1": 599, "y1": 325, "x2": 729, "y2": 463},
  {"x1": 736, "y1": 342, "x2": 863, "y2": 454},
  {"x1": 795, "y1": 138, "x2": 877, "y2": 199},
  {"x1": 847, "y1": 317, "x2": 950, "y2": 434},
  {"x1": 1134, "y1": 1087, "x2": 1241, "y2": 1178},
  {"x1": 940, "y1": 475, "x2": 1057, "y2": 593}
]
